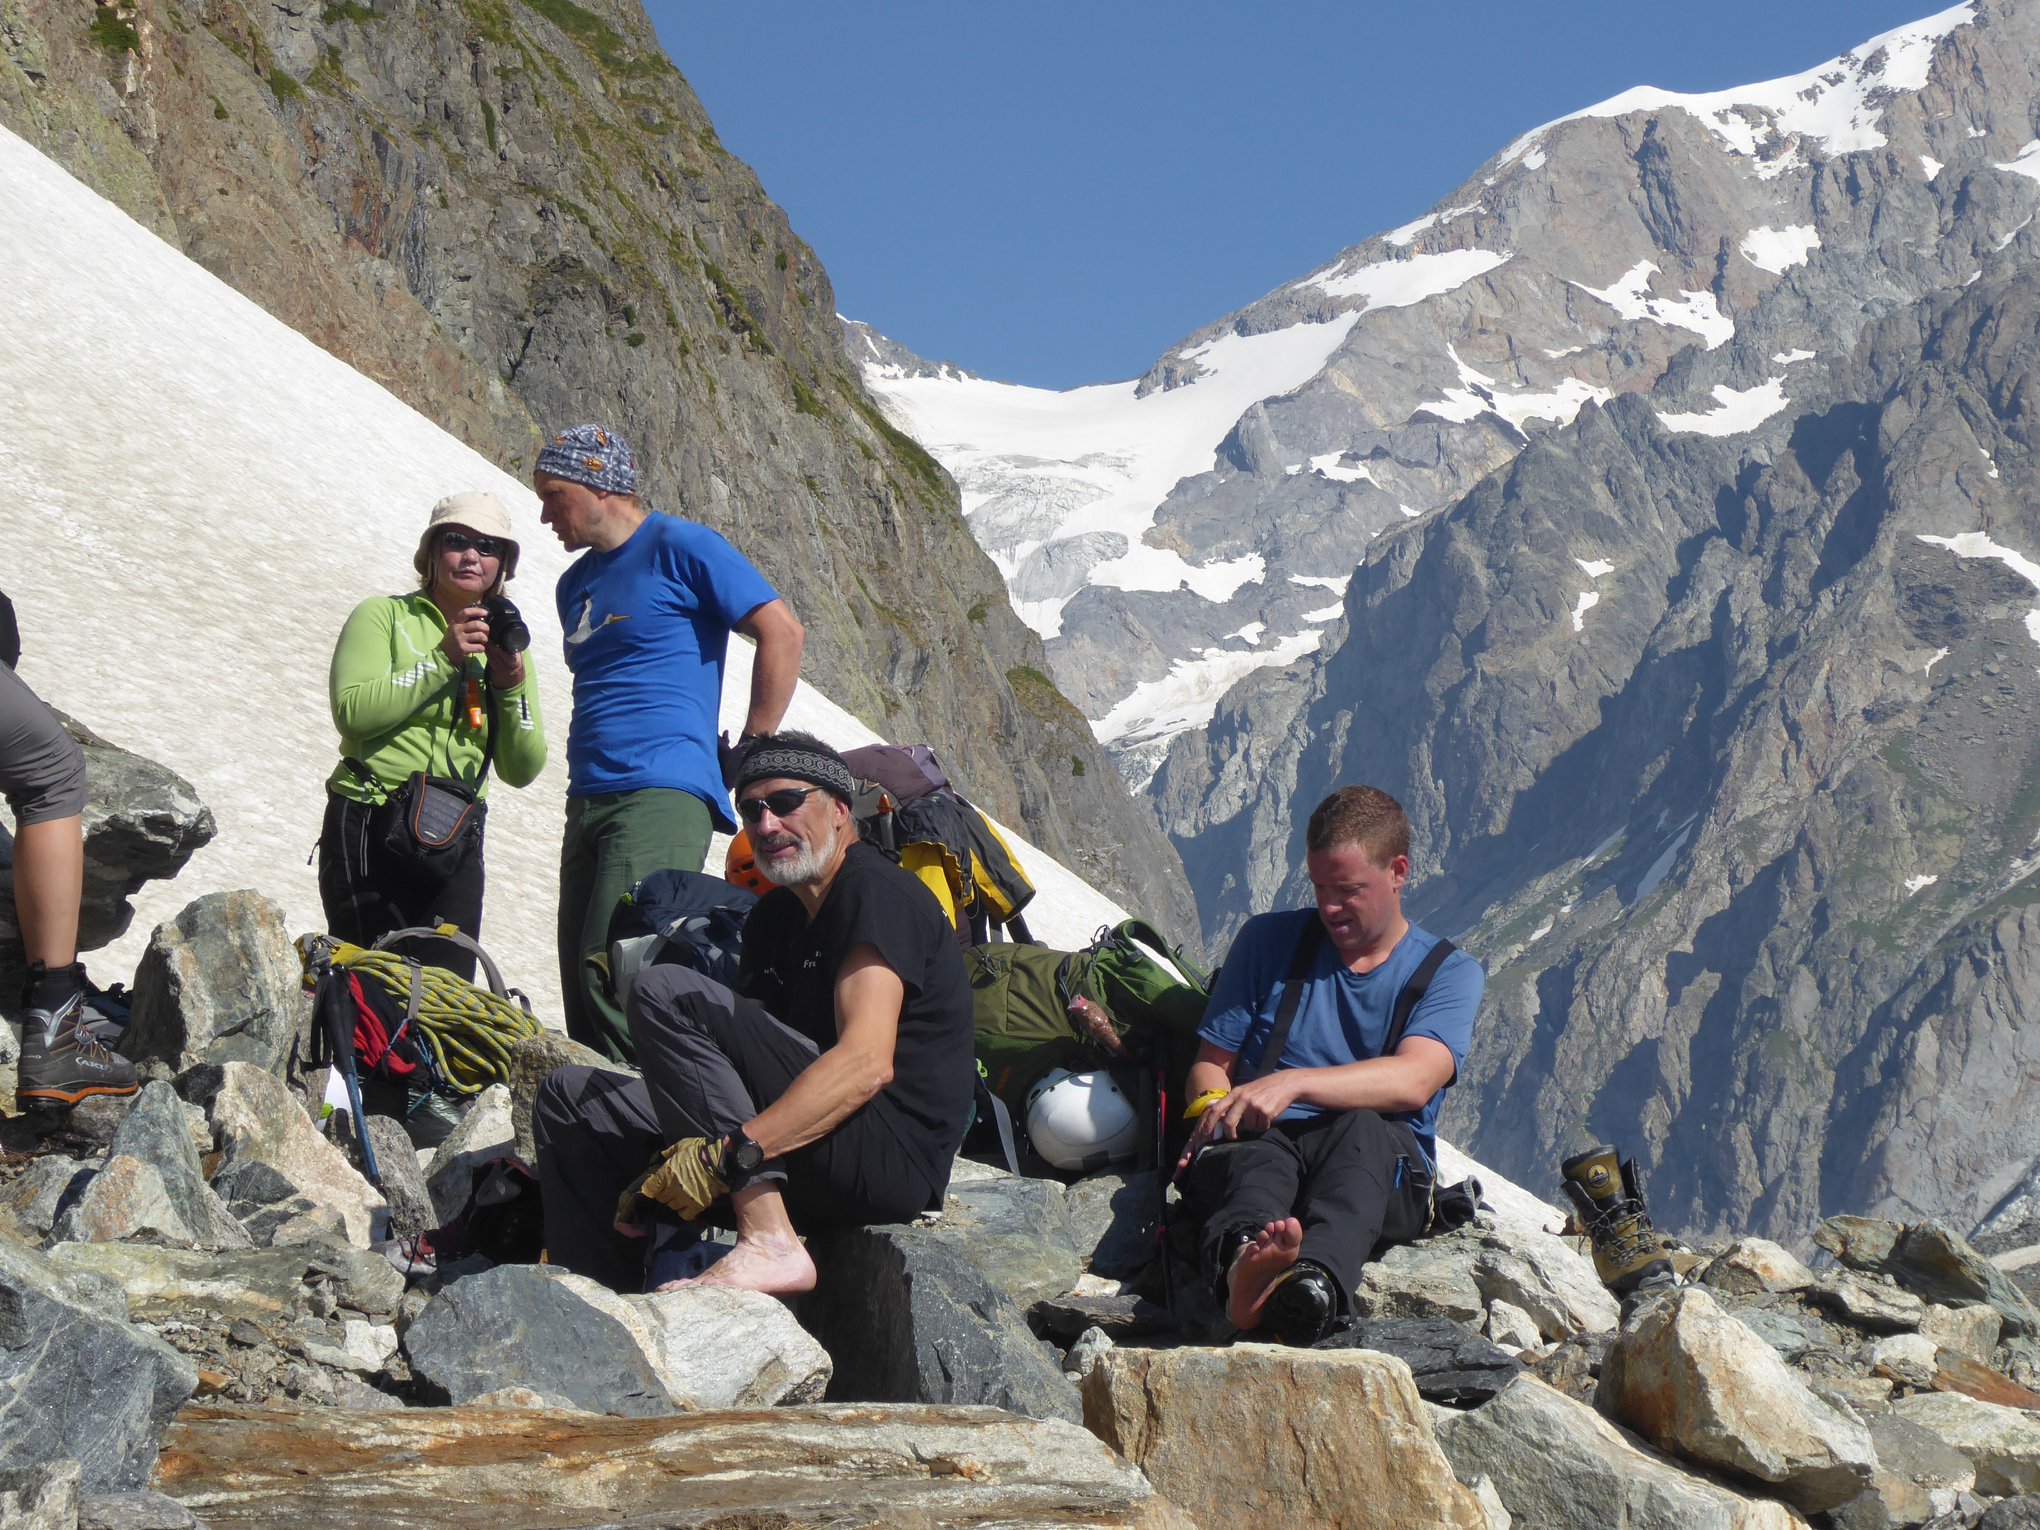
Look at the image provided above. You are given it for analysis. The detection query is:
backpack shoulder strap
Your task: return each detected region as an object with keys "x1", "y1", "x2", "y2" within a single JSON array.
[
  {"x1": 1381, "y1": 937, "x2": 1457, "y2": 1059},
  {"x1": 1241, "y1": 918, "x2": 1323, "y2": 1083}
]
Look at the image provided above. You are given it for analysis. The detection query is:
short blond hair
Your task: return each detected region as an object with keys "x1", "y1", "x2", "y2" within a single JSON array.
[{"x1": 1306, "y1": 785, "x2": 1410, "y2": 865}]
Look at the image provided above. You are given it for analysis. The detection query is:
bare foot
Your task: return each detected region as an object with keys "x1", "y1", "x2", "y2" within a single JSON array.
[
  {"x1": 1226, "y1": 1217, "x2": 1304, "y2": 1330},
  {"x1": 659, "y1": 1232, "x2": 816, "y2": 1295}
]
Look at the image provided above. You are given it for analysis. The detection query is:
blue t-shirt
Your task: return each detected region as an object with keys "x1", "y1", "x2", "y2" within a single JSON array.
[
  {"x1": 1199, "y1": 908, "x2": 1483, "y2": 1166},
  {"x1": 554, "y1": 513, "x2": 778, "y2": 823}
]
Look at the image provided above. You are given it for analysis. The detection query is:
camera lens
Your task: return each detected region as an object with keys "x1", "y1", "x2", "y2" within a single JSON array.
[{"x1": 485, "y1": 596, "x2": 531, "y2": 654}]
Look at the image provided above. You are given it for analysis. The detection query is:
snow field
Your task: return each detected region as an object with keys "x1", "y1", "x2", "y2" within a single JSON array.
[{"x1": 0, "y1": 124, "x2": 1123, "y2": 1025}]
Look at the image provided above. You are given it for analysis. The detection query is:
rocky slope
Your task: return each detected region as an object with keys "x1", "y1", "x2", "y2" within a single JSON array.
[
  {"x1": 1155, "y1": 174, "x2": 2040, "y2": 1248},
  {"x1": 0, "y1": 0, "x2": 1191, "y2": 934}
]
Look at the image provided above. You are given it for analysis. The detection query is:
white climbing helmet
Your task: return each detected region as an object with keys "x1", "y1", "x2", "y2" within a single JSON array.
[{"x1": 1024, "y1": 1068, "x2": 1140, "y2": 1172}]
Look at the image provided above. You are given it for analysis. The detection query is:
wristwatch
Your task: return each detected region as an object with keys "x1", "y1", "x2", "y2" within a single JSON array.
[{"x1": 721, "y1": 1129, "x2": 767, "y2": 1186}]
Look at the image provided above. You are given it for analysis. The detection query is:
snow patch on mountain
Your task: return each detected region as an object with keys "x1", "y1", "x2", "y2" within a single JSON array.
[
  {"x1": 1096, "y1": 629, "x2": 1324, "y2": 787},
  {"x1": 1297, "y1": 246, "x2": 1511, "y2": 308},
  {"x1": 866, "y1": 313, "x2": 1361, "y2": 640},
  {"x1": 1657, "y1": 378, "x2": 1791, "y2": 436},
  {"x1": 1917, "y1": 531, "x2": 2040, "y2": 649},
  {"x1": 1740, "y1": 225, "x2": 1821, "y2": 273},
  {"x1": 1573, "y1": 261, "x2": 1735, "y2": 349},
  {"x1": 1416, "y1": 346, "x2": 1612, "y2": 431},
  {"x1": 1500, "y1": 3, "x2": 1975, "y2": 177},
  {"x1": 1996, "y1": 140, "x2": 2040, "y2": 184},
  {"x1": 0, "y1": 124, "x2": 1126, "y2": 1018}
]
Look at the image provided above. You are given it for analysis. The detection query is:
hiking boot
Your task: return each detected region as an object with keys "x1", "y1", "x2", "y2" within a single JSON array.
[
  {"x1": 1561, "y1": 1143, "x2": 1675, "y2": 1297},
  {"x1": 1262, "y1": 1261, "x2": 1340, "y2": 1346},
  {"x1": 16, "y1": 961, "x2": 140, "y2": 1110}
]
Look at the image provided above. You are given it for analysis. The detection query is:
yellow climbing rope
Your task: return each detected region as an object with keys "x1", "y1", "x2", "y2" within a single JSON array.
[{"x1": 302, "y1": 936, "x2": 543, "y2": 1095}]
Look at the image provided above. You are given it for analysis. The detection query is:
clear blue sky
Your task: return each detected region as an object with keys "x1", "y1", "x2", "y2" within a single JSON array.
[{"x1": 650, "y1": 2, "x2": 1951, "y2": 389}]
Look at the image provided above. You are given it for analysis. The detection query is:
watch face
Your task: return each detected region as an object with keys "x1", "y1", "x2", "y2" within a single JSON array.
[{"x1": 732, "y1": 1135, "x2": 765, "y2": 1174}]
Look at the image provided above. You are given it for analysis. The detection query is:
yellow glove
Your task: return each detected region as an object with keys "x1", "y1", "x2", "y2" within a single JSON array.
[{"x1": 616, "y1": 1136, "x2": 729, "y2": 1225}]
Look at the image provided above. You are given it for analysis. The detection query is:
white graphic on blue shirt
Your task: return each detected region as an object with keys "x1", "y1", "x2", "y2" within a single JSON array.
[{"x1": 563, "y1": 595, "x2": 629, "y2": 646}]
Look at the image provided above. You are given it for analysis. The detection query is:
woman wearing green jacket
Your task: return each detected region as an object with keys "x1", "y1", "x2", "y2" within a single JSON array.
[{"x1": 319, "y1": 492, "x2": 547, "y2": 979}]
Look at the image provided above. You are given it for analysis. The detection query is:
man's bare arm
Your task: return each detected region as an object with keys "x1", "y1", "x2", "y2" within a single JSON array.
[
  {"x1": 740, "y1": 944, "x2": 899, "y2": 1158},
  {"x1": 736, "y1": 598, "x2": 804, "y2": 737},
  {"x1": 1206, "y1": 1036, "x2": 1456, "y2": 1137}
]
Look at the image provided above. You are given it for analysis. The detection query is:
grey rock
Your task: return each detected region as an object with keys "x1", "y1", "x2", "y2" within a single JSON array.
[
  {"x1": 303, "y1": 1240, "x2": 405, "y2": 1318},
  {"x1": 0, "y1": 714, "x2": 215, "y2": 997},
  {"x1": 404, "y1": 1263, "x2": 672, "y2": 1414},
  {"x1": 1032, "y1": 1290, "x2": 1177, "y2": 1345},
  {"x1": 78, "y1": 1488, "x2": 205, "y2": 1530},
  {"x1": 800, "y1": 1222, "x2": 1082, "y2": 1422},
  {"x1": 1470, "y1": 1229, "x2": 1619, "y2": 1339},
  {"x1": 1435, "y1": 1375, "x2": 1803, "y2": 1529},
  {"x1": 1063, "y1": 1170, "x2": 1161, "y2": 1279},
  {"x1": 0, "y1": 1460, "x2": 81, "y2": 1530},
  {"x1": 0, "y1": 1238, "x2": 196, "y2": 1491},
  {"x1": 1871, "y1": 1411, "x2": 1979, "y2": 1496},
  {"x1": 1, "y1": 1153, "x2": 87, "y2": 1239},
  {"x1": 46, "y1": 1242, "x2": 322, "y2": 1322},
  {"x1": 1822, "y1": 1217, "x2": 1910, "y2": 1273},
  {"x1": 1922, "y1": 1302, "x2": 2005, "y2": 1363},
  {"x1": 1354, "y1": 1229, "x2": 1487, "y2": 1324},
  {"x1": 1891, "y1": 1391, "x2": 2040, "y2": 1496},
  {"x1": 421, "y1": 1082, "x2": 513, "y2": 1227},
  {"x1": 1737, "y1": 1308, "x2": 1818, "y2": 1363},
  {"x1": 52, "y1": 1081, "x2": 247, "y2": 1249},
  {"x1": 504, "y1": 1033, "x2": 620, "y2": 1169},
  {"x1": 1703, "y1": 1238, "x2": 1819, "y2": 1296},
  {"x1": 207, "y1": 1159, "x2": 346, "y2": 1248},
  {"x1": 124, "y1": 891, "x2": 302, "y2": 1076},
  {"x1": 328, "y1": 1114, "x2": 433, "y2": 1238},
  {"x1": 403, "y1": 1262, "x2": 827, "y2": 1412},
  {"x1": 1888, "y1": 1222, "x2": 2040, "y2": 1340},
  {"x1": 939, "y1": 1171, "x2": 1083, "y2": 1306},
  {"x1": 1813, "y1": 1271, "x2": 1929, "y2": 1333},
  {"x1": 176, "y1": 1062, "x2": 382, "y2": 1247},
  {"x1": 1980, "y1": 1499, "x2": 2040, "y2": 1530},
  {"x1": 1320, "y1": 1316, "x2": 1523, "y2": 1405}
]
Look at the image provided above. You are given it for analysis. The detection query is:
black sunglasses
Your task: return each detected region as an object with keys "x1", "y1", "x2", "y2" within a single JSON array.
[
  {"x1": 439, "y1": 530, "x2": 506, "y2": 558},
  {"x1": 736, "y1": 786, "x2": 824, "y2": 824}
]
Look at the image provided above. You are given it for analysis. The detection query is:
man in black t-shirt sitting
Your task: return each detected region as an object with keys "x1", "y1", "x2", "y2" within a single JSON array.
[{"x1": 532, "y1": 731, "x2": 976, "y2": 1294}]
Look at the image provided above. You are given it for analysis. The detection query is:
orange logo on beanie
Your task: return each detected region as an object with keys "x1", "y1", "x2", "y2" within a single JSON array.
[{"x1": 583, "y1": 455, "x2": 605, "y2": 472}]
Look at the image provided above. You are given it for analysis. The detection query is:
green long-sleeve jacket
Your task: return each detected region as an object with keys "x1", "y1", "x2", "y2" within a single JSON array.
[{"x1": 325, "y1": 592, "x2": 547, "y2": 804}]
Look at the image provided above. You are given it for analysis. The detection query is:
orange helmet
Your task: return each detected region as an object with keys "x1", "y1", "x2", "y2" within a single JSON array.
[{"x1": 724, "y1": 829, "x2": 772, "y2": 897}]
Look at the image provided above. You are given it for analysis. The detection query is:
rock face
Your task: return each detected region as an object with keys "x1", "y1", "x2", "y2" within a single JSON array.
[
  {"x1": 124, "y1": 891, "x2": 302, "y2": 1077},
  {"x1": 0, "y1": 1238, "x2": 197, "y2": 1491},
  {"x1": 1599, "y1": 1287, "x2": 1877, "y2": 1513},
  {"x1": 51, "y1": 1081, "x2": 248, "y2": 1248},
  {"x1": 0, "y1": 0, "x2": 1191, "y2": 936},
  {"x1": 156, "y1": 1402, "x2": 1192, "y2": 1528},
  {"x1": 1083, "y1": 1343, "x2": 1488, "y2": 1530},
  {"x1": 0, "y1": 712, "x2": 214, "y2": 994}
]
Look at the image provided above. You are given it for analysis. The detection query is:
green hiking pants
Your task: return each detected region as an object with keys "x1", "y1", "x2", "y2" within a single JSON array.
[{"x1": 558, "y1": 787, "x2": 713, "y2": 1063}]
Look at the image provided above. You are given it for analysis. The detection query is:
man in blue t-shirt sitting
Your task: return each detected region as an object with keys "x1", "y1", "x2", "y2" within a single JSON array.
[
  {"x1": 534, "y1": 424, "x2": 806, "y2": 1063},
  {"x1": 1179, "y1": 784, "x2": 1484, "y2": 1345}
]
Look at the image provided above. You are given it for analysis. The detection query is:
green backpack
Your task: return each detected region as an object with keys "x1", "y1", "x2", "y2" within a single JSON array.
[
  {"x1": 1084, "y1": 919, "x2": 1212, "y2": 1036},
  {"x1": 967, "y1": 942, "x2": 1108, "y2": 1117}
]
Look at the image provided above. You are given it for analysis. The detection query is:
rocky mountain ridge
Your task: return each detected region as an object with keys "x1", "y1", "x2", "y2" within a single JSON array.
[{"x1": 0, "y1": 0, "x2": 1192, "y2": 935}]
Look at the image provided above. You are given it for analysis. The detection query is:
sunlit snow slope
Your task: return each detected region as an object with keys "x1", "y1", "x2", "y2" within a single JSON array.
[{"x1": 0, "y1": 124, "x2": 1124, "y2": 1022}]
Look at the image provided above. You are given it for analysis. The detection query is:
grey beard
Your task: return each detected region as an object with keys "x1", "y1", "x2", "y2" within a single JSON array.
[{"x1": 758, "y1": 822, "x2": 839, "y2": 887}]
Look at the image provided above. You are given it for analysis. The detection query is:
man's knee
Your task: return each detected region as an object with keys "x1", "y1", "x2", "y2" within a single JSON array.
[{"x1": 630, "y1": 964, "x2": 742, "y2": 1040}]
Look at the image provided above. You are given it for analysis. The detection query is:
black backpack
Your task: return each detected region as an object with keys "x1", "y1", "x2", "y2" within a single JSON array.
[{"x1": 598, "y1": 869, "x2": 758, "y2": 1010}]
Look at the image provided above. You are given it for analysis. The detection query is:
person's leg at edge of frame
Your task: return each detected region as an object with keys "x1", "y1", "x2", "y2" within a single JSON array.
[
  {"x1": 1285, "y1": 1109, "x2": 1421, "y2": 1306},
  {"x1": 555, "y1": 795, "x2": 599, "y2": 1053},
  {"x1": 573, "y1": 788, "x2": 712, "y2": 1065},
  {"x1": 533, "y1": 1063, "x2": 664, "y2": 1292}
]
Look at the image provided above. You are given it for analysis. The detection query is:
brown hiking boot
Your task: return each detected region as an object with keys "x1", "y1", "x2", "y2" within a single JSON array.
[
  {"x1": 1561, "y1": 1144, "x2": 1675, "y2": 1297},
  {"x1": 16, "y1": 962, "x2": 140, "y2": 1109}
]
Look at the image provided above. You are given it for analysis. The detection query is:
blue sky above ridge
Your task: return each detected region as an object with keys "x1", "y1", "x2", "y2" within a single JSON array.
[{"x1": 652, "y1": 1, "x2": 1948, "y2": 389}]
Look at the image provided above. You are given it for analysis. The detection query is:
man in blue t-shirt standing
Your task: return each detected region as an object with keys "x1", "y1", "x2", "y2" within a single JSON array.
[
  {"x1": 535, "y1": 424, "x2": 805, "y2": 1062},
  {"x1": 1179, "y1": 784, "x2": 1483, "y2": 1345}
]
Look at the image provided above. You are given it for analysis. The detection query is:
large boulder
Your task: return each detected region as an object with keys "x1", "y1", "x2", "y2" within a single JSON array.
[
  {"x1": 51, "y1": 1081, "x2": 247, "y2": 1248},
  {"x1": 0, "y1": 1239, "x2": 196, "y2": 1491},
  {"x1": 1064, "y1": 1170, "x2": 1162, "y2": 1280},
  {"x1": 505, "y1": 1031, "x2": 621, "y2": 1166},
  {"x1": 1598, "y1": 1287, "x2": 1877, "y2": 1515},
  {"x1": 1, "y1": 1153, "x2": 88, "y2": 1240},
  {"x1": 123, "y1": 891, "x2": 302, "y2": 1076},
  {"x1": 938, "y1": 1171, "x2": 1083, "y2": 1306},
  {"x1": 176, "y1": 1062, "x2": 382, "y2": 1246},
  {"x1": 1354, "y1": 1228, "x2": 1487, "y2": 1324},
  {"x1": 1082, "y1": 1343, "x2": 1487, "y2": 1529},
  {"x1": 1885, "y1": 1223, "x2": 2040, "y2": 1340},
  {"x1": 403, "y1": 1262, "x2": 829, "y2": 1412},
  {"x1": 422, "y1": 1083, "x2": 514, "y2": 1226},
  {"x1": 1889, "y1": 1391, "x2": 2040, "y2": 1496},
  {"x1": 1435, "y1": 1376, "x2": 1808, "y2": 1529},
  {"x1": 44, "y1": 1241, "x2": 399, "y2": 1323},
  {"x1": 0, "y1": 713, "x2": 216, "y2": 997},
  {"x1": 156, "y1": 1402, "x2": 1191, "y2": 1527},
  {"x1": 801, "y1": 1222, "x2": 1081, "y2": 1422}
]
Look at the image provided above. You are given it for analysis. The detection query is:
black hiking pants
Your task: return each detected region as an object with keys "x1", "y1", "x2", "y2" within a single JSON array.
[
  {"x1": 1185, "y1": 1107, "x2": 1432, "y2": 1309},
  {"x1": 533, "y1": 964, "x2": 948, "y2": 1291},
  {"x1": 317, "y1": 793, "x2": 484, "y2": 981}
]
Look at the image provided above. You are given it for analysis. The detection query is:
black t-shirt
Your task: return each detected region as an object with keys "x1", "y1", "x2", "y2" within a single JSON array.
[{"x1": 740, "y1": 841, "x2": 974, "y2": 1175}]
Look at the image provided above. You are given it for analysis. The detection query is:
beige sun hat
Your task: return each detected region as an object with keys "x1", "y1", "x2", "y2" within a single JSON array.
[{"x1": 414, "y1": 491, "x2": 521, "y2": 584}]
